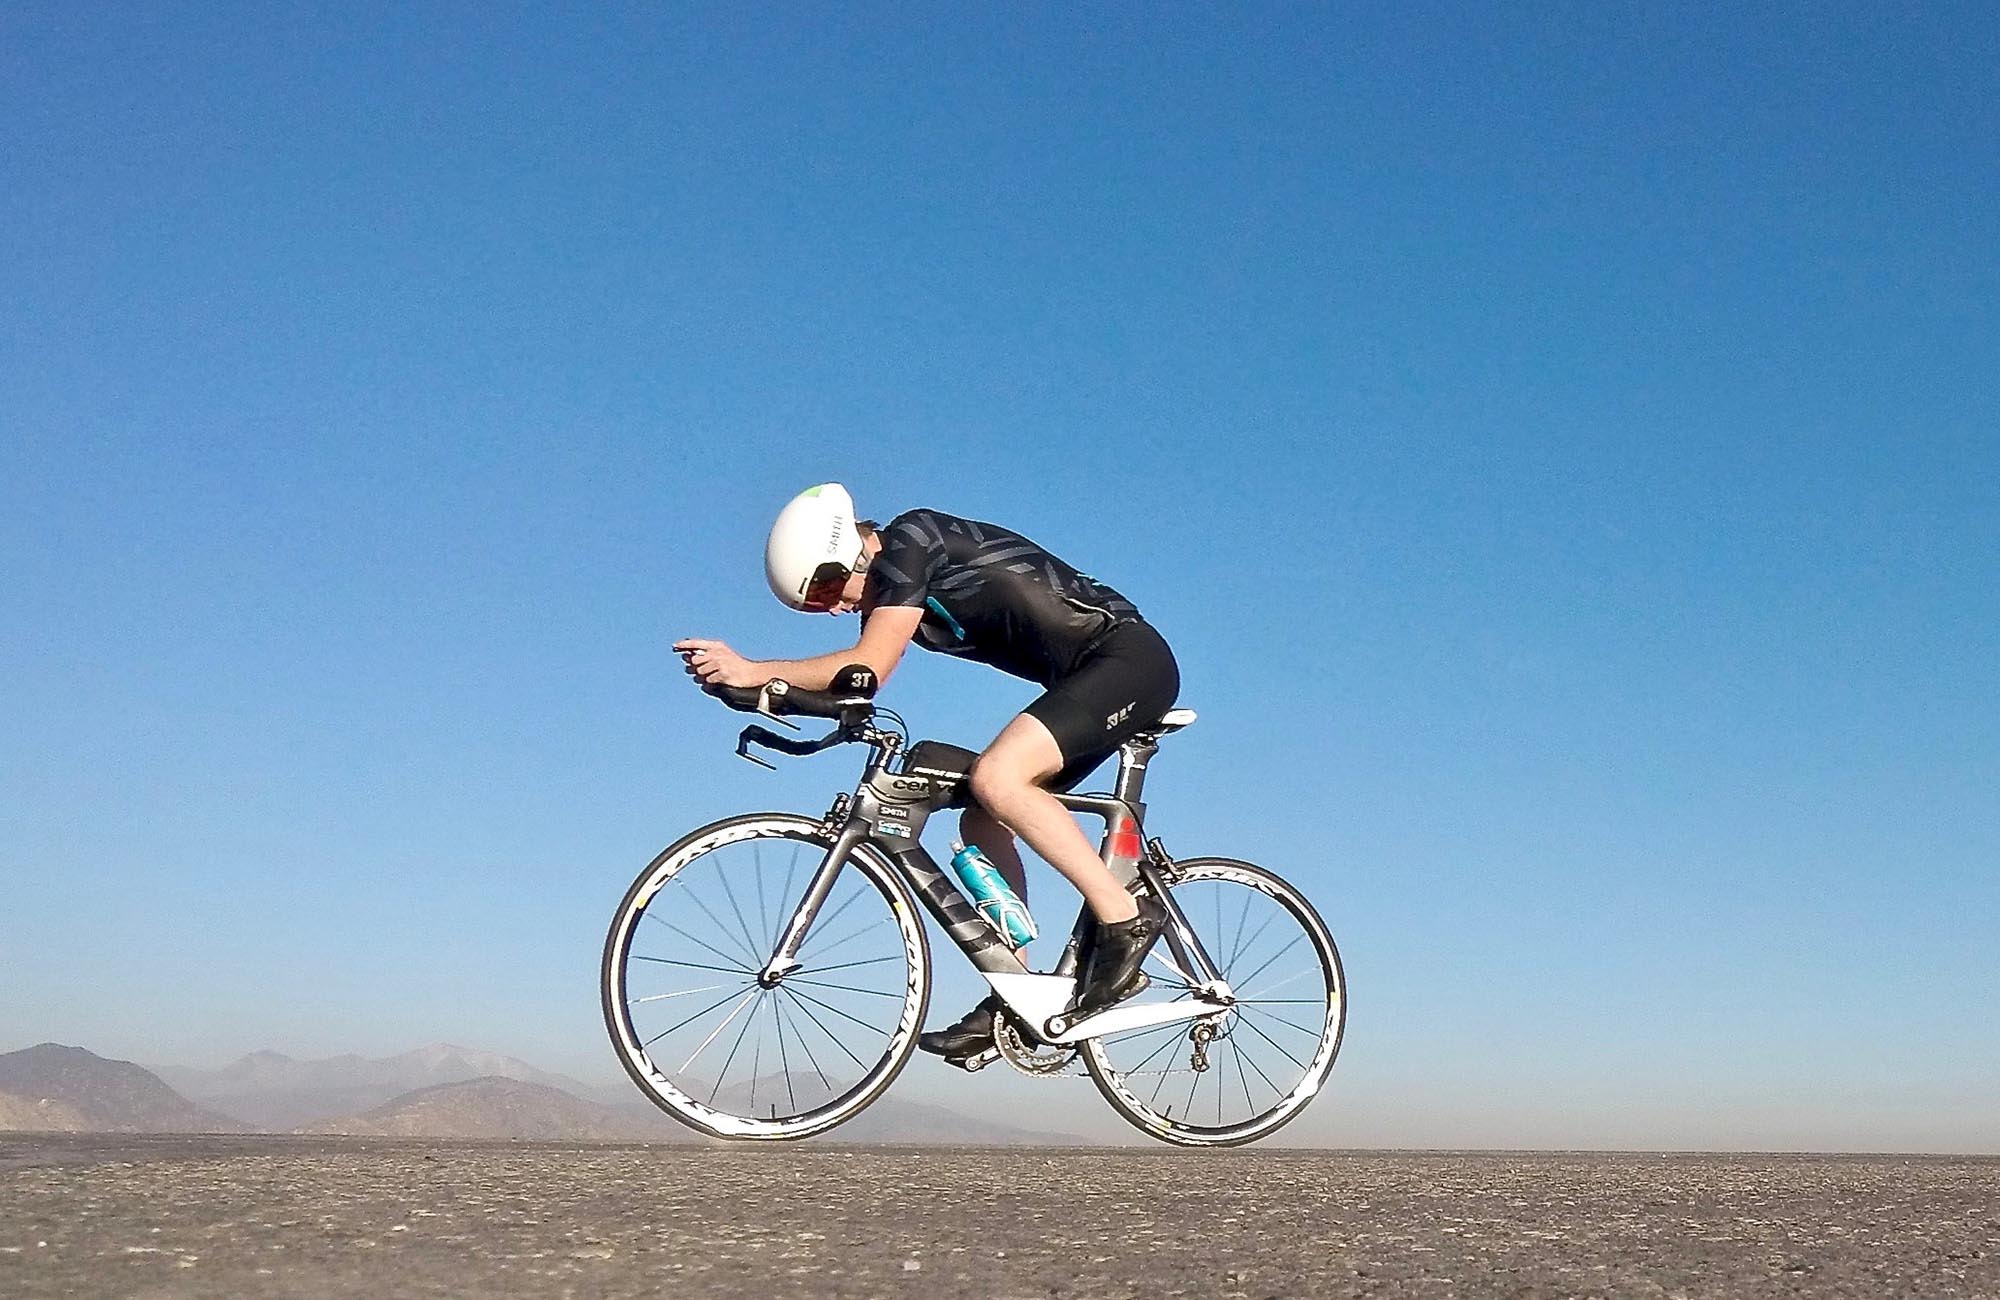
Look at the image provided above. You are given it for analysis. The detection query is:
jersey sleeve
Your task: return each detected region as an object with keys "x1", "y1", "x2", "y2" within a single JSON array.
[{"x1": 864, "y1": 510, "x2": 944, "y2": 612}]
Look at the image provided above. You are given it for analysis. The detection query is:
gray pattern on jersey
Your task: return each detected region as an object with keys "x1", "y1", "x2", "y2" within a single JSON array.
[{"x1": 862, "y1": 509, "x2": 1143, "y2": 686}]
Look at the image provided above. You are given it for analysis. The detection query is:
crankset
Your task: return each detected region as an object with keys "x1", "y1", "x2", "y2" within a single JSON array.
[{"x1": 994, "y1": 1017, "x2": 1077, "y2": 1076}]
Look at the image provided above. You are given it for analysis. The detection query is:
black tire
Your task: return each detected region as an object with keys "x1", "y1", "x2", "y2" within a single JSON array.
[
  {"x1": 1081, "y1": 857, "x2": 1345, "y2": 1146},
  {"x1": 602, "y1": 813, "x2": 931, "y2": 1140}
]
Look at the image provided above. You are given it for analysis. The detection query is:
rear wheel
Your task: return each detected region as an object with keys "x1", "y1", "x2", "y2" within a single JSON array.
[
  {"x1": 1081, "y1": 857, "x2": 1344, "y2": 1146},
  {"x1": 602, "y1": 814, "x2": 930, "y2": 1140}
]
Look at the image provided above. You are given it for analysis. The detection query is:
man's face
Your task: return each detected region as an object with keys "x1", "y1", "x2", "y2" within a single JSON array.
[
  {"x1": 814, "y1": 534, "x2": 877, "y2": 615},
  {"x1": 825, "y1": 569, "x2": 867, "y2": 615},
  {"x1": 802, "y1": 563, "x2": 867, "y2": 615}
]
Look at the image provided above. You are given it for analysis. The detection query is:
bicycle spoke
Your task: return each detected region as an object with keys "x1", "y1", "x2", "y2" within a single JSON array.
[
  {"x1": 1234, "y1": 1012, "x2": 1311, "y2": 1071},
  {"x1": 646, "y1": 985, "x2": 754, "y2": 1047},
  {"x1": 713, "y1": 860, "x2": 764, "y2": 967},
  {"x1": 1237, "y1": 1005, "x2": 1325, "y2": 1037},
  {"x1": 1213, "y1": 884, "x2": 1222, "y2": 966},
  {"x1": 663, "y1": 881, "x2": 764, "y2": 970},
  {"x1": 1122, "y1": 1028, "x2": 1188, "y2": 1080},
  {"x1": 779, "y1": 988, "x2": 871, "y2": 1069},
  {"x1": 631, "y1": 955, "x2": 753, "y2": 976},
  {"x1": 670, "y1": 987, "x2": 758, "y2": 1070},
  {"x1": 645, "y1": 912, "x2": 761, "y2": 974},
  {"x1": 1235, "y1": 1031, "x2": 1287, "y2": 1099},
  {"x1": 753, "y1": 842, "x2": 771, "y2": 957},
  {"x1": 630, "y1": 983, "x2": 729, "y2": 1004},
  {"x1": 1098, "y1": 1017, "x2": 1197, "y2": 1049},
  {"x1": 1225, "y1": 887, "x2": 1254, "y2": 970},
  {"x1": 772, "y1": 843, "x2": 802, "y2": 949},
  {"x1": 785, "y1": 985, "x2": 897, "y2": 1038},
  {"x1": 801, "y1": 914, "x2": 894, "y2": 963},
  {"x1": 1241, "y1": 966, "x2": 1321, "y2": 1001},
  {"x1": 1231, "y1": 1035, "x2": 1257, "y2": 1113},
  {"x1": 747, "y1": 995, "x2": 766, "y2": 1112},
  {"x1": 772, "y1": 995, "x2": 798, "y2": 1112},
  {"x1": 1232, "y1": 932, "x2": 1305, "y2": 992},
  {"x1": 785, "y1": 976, "x2": 904, "y2": 1000},
  {"x1": 777, "y1": 997, "x2": 832, "y2": 1091},
  {"x1": 707, "y1": 990, "x2": 765, "y2": 1101},
  {"x1": 801, "y1": 954, "x2": 905, "y2": 976}
]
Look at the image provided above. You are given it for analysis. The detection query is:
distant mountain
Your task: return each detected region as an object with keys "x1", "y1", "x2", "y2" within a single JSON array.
[
  {"x1": 0, "y1": 1044, "x2": 244, "y2": 1133},
  {"x1": 297, "y1": 1076, "x2": 693, "y2": 1141},
  {"x1": 153, "y1": 1042, "x2": 618, "y2": 1129},
  {"x1": 0, "y1": 1088, "x2": 90, "y2": 1133}
]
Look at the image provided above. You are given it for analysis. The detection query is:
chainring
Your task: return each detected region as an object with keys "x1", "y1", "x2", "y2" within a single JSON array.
[{"x1": 993, "y1": 1018, "x2": 1077, "y2": 1076}]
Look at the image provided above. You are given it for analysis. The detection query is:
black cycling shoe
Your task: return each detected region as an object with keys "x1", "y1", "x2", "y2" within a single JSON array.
[
  {"x1": 917, "y1": 994, "x2": 1001, "y2": 1060},
  {"x1": 1070, "y1": 895, "x2": 1167, "y2": 1016}
]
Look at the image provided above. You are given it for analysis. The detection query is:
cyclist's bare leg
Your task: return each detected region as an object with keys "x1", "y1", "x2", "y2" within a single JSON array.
[
  {"x1": 959, "y1": 805, "x2": 1029, "y2": 902},
  {"x1": 968, "y1": 715, "x2": 1139, "y2": 925}
]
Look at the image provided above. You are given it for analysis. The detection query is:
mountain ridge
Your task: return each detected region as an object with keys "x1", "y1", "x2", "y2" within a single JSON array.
[
  {"x1": 0, "y1": 1044, "x2": 245, "y2": 1133},
  {"x1": 6, "y1": 1041, "x2": 1089, "y2": 1144},
  {"x1": 153, "y1": 1042, "x2": 619, "y2": 1128}
]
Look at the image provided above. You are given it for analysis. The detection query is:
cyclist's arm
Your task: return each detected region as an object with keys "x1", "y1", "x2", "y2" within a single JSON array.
[{"x1": 751, "y1": 605, "x2": 923, "y2": 690}]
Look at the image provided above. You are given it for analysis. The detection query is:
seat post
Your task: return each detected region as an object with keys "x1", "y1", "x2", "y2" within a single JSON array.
[{"x1": 1112, "y1": 735, "x2": 1159, "y2": 806}]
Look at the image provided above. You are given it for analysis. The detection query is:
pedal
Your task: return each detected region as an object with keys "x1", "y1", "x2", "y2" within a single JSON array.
[{"x1": 948, "y1": 1048, "x2": 1000, "y2": 1073}]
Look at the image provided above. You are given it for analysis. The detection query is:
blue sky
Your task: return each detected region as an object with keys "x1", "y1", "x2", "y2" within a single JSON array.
[{"x1": 3, "y1": 2, "x2": 1995, "y2": 1149}]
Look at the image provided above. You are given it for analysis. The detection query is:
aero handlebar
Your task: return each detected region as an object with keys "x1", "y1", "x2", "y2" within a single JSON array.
[{"x1": 700, "y1": 665, "x2": 883, "y2": 769}]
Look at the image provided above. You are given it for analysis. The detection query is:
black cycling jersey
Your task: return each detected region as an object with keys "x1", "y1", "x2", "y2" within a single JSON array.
[{"x1": 862, "y1": 509, "x2": 1144, "y2": 687}]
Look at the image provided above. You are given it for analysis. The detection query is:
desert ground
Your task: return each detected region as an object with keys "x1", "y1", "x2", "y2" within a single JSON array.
[{"x1": 2, "y1": 1135, "x2": 1994, "y2": 1298}]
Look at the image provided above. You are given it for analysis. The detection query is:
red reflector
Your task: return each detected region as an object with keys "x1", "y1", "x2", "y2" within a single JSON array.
[{"x1": 1110, "y1": 828, "x2": 1143, "y2": 859}]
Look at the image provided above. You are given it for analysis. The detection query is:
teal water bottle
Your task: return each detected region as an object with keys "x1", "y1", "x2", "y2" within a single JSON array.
[{"x1": 949, "y1": 841, "x2": 1037, "y2": 948}]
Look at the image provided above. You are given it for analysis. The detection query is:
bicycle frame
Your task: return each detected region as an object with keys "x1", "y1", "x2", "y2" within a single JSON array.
[{"x1": 756, "y1": 727, "x2": 1235, "y2": 1045}]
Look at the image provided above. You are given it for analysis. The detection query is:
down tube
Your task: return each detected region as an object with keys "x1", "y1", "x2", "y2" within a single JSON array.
[{"x1": 879, "y1": 841, "x2": 1025, "y2": 976}]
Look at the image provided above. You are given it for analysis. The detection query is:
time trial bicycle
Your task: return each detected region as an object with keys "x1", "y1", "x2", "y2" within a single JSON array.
[{"x1": 601, "y1": 667, "x2": 1346, "y2": 1146}]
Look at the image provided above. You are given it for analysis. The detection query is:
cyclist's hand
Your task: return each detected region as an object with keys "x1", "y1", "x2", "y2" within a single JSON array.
[{"x1": 674, "y1": 638, "x2": 764, "y2": 689}]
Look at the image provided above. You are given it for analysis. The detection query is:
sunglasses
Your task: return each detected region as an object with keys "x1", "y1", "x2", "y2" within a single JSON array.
[{"x1": 801, "y1": 560, "x2": 853, "y2": 612}]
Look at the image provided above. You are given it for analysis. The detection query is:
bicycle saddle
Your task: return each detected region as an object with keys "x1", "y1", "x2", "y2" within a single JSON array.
[{"x1": 1133, "y1": 708, "x2": 1197, "y2": 742}]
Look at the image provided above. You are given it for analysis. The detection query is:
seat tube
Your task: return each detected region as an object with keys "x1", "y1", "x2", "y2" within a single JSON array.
[{"x1": 1100, "y1": 738, "x2": 1158, "y2": 887}]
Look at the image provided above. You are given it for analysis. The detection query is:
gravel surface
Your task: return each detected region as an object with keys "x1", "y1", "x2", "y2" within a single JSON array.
[{"x1": 1, "y1": 1135, "x2": 1994, "y2": 1298}]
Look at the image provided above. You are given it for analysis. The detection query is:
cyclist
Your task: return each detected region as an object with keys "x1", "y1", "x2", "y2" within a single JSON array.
[{"x1": 676, "y1": 482, "x2": 1179, "y2": 1066}]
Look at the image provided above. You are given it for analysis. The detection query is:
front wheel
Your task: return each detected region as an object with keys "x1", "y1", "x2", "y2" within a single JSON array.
[
  {"x1": 602, "y1": 813, "x2": 931, "y2": 1140},
  {"x1": 1081, "y1": 857, "x2": 1346, "y2": 1146}
]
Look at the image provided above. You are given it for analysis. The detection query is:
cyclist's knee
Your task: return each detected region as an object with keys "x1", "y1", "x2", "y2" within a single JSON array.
[
  {"x1": 968, "y1": 754, "x2": 1031, "y2": 809},
  {"x1": 966, "y1": 757, "x2": 1006, "y2": 809}
]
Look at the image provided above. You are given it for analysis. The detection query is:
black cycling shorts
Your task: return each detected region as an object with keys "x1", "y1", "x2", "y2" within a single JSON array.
[{"x1": 1022, "y1": 620, "x2": 1181, "y2": 792}]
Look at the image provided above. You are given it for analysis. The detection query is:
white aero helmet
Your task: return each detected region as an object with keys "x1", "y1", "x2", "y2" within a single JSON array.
[{"x1": 765, "y1": 482, "x2": 868, "y2": 611}]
